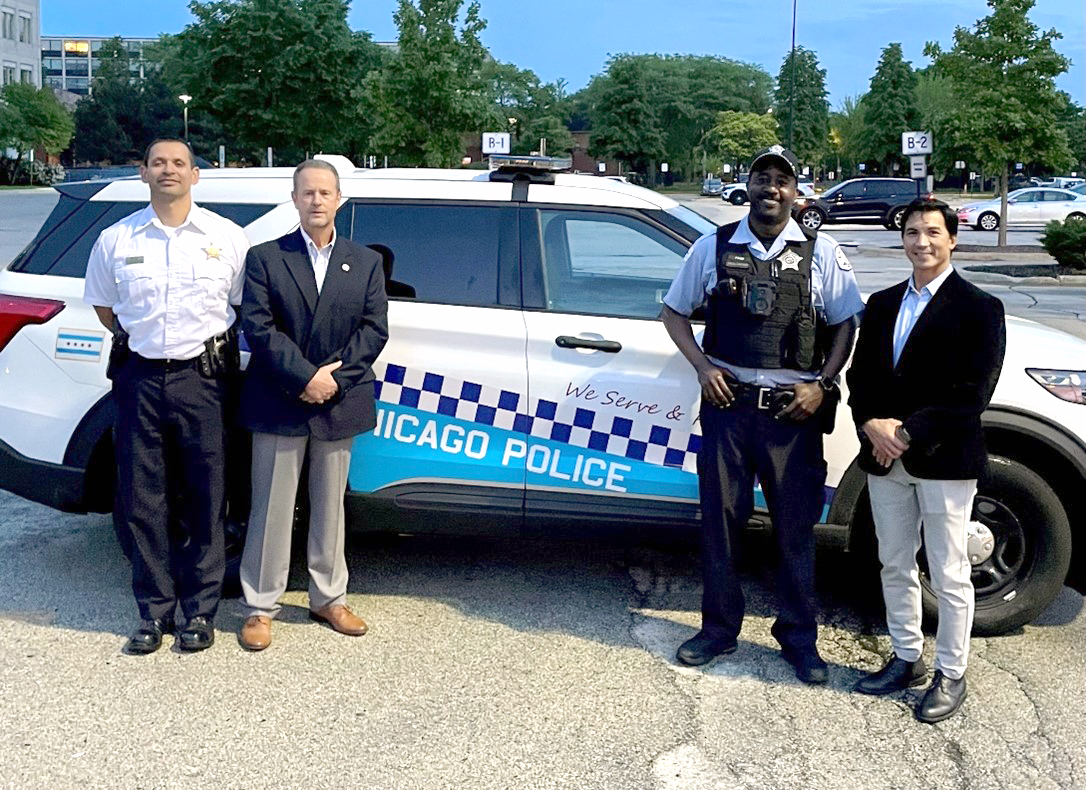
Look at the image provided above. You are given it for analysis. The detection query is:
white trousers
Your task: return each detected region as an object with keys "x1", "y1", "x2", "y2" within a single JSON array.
[
  {"x1": 867, "y1": 461, "x2": 977, "y2": 680},
  {"x1": 240, "y1": 432, "x2": 353, "y2": 618}
]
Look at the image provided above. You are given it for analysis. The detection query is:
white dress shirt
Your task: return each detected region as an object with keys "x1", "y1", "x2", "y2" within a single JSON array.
[
  {"x1": 300, "y1": 226, "x2": 336, "y2": 295},
  {"x1": 83, "y1": 203, "x2": 250, "y2": 360}
]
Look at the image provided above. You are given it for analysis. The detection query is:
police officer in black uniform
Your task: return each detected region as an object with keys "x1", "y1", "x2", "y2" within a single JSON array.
[{"x1": 661, "y1": 146, "x2": 863, "y2": 682}]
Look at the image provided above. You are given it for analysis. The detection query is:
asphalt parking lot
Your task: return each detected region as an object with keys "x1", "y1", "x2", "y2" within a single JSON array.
[{"x1": 1, "y1": 188, "x2": 1084, "y2": 789}]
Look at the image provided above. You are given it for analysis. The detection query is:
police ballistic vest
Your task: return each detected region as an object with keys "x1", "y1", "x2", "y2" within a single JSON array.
[{"x1": 701, "y1": 221, "x2": 821, "y2": 371}]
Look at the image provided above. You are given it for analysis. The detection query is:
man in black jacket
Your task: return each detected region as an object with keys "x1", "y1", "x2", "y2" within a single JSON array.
[
  {"x1": 847, "y1": 199, "x2": 1005, "y2": 723},
  {"x1": 237, "y1": 159, "x2": 388, "y2": 651}
]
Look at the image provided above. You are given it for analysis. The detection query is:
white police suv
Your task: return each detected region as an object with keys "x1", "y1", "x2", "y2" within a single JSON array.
[{"x1": 2, "y1": 155, "x2": 1084, "y2": 634}]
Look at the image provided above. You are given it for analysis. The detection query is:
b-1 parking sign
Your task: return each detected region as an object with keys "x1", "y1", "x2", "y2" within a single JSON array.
[{"x1": 482, "y1": 133, "x2": 511, "y2": 155}]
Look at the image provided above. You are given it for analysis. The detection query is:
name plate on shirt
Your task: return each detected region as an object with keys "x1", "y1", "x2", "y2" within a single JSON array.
[{"x1": 124, "y1": 256, "x2": 144, "y2": 265}]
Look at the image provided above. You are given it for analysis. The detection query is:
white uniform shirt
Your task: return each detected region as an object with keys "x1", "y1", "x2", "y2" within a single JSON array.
[
  {"x1": 300, "y1": 226, "x2": 336, "y2": 294},
  {"x1": 663, "y1": 216, "x2": 865, "y2": 386},
  {"x1": 83, "y1": 203, "x2": 250, "y2": 360}
]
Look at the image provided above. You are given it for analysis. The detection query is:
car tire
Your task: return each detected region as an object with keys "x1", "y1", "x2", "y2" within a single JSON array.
[
  {"x1": 918, "y1": 455, "x2": 1071, "y2": 636},
  {"x1": 885, "y1": 206, "x2": 907, "y2": 231},
  {"x1": 798, "y1": 207, "x2": 824, "y2": 231},
  {"x1": 977, "y1": 212, "x2": 999, "y2": 231},
  {"x1": 1067, "y1": 212, "x2": 1086, "y2": 222},
  {"x1": 730, "y1": 192, "x2": 747, "y2": 206}
]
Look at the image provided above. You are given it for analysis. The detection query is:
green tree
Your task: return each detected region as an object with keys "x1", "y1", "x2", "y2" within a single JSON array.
[
  {"x1": 167, "y1": 0, "x2": 385, "y2": 164},
  {"x1": 858, "y1": 44, "x2": 918, "y2": 174},
  {"x1": 925, "y1": 0, "x2": 1073, "y2": 245},
  {"x1": 482, "y1": 61, "x2": 574, "y2": 156},
  {"x1": 367, "y1": 0, "x2": 491, "y2": 167},
  {"x1": 1055, "y1": 94, "x2": 1086, "y2": 173},
  {"x1": 588, "y1": 55, "x2": 667, "y2": 183},
  {"x1": 774, "y1": 46, "x2": 830, "y2": 170},
  {"x1": 828, "y1": 95, "x2": 866, "y2": 178},
  {"x1": 705, "y1": 111, "x2": 778, "y2": 175},
  {"x1": 70, "y1": 37, "x2": 186, "y2": 164},
  {"x1": 0, "y1": 83, "x2": 74, "y2": 183},
  {"x1": 576, "y1": 54, "x2": 772, "y2": 181}
]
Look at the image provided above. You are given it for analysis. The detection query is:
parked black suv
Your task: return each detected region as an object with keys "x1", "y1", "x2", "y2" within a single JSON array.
[{"x1": 796, "y1": 178, "x2": 928, "y2": 231}]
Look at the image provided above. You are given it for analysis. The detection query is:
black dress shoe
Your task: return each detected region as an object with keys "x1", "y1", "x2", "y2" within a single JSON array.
[
  {"x1": 915, "y1": 671, "x2": 967, "y2": 723},
  {"x1": 676, "y1": 631, "x2": 738, "y2": 666},
  {"x1": 781, "y1": 645, "x2": 829, "y2": 684},
  {"x1": 178, "y1": 616, "x2": 215, "y2": 652},
  {"x1": 854, "y1": 656, "x2": 928, "y2": 695},
  {"x1": 124, "y1": 618, "x2": 173, "y2": 655}
]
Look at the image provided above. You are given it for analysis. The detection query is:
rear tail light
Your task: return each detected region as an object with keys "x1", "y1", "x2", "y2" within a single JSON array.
[{"x1": 0, "y1": 293, "x2": 66, "y2": 352}]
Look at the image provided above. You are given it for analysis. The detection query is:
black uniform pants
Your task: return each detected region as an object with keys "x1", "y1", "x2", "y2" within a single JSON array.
[
  {"x1": 114, "y1": 356, "x2": 226, "y2": 622},
  {"x1": 697, "y1": 399, "x2": 827, "y2": 651}
]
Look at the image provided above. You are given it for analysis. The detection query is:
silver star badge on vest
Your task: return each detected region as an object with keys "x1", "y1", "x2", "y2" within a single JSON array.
[{"x1": 777, "y1": 249, "x2": 802, "y2": 271}]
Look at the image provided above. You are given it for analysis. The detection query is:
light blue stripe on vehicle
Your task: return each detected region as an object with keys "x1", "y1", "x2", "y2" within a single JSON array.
[{"x1": 57, "y1": 333, "x2": 104, "y2": 343}]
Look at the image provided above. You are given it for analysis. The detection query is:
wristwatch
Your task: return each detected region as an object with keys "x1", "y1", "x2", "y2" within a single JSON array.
[{"x1": 814, "y1": 374, "x2": 834, "y2": 392}]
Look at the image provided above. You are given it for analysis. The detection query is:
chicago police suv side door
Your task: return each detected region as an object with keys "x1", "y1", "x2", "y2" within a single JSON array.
[
  {"x1": 342, "y1": 196, "x2": 529, "y2": 529},
  {"x1": 519, "y1": 185, "x2": 710, "y2": 530}
]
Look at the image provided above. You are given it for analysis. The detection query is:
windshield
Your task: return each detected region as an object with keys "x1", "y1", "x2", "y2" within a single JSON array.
[
  {"x1": 666, "y1": 204, "x2": 717, "y2": 236},
  {"x1": 820, "y1": 182, "x2": 846, "y2": 198}
]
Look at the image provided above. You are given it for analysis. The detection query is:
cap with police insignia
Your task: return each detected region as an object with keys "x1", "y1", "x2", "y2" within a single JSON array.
[{"x1": 749, "y1": 144, "x2": 801, "y2": 179}]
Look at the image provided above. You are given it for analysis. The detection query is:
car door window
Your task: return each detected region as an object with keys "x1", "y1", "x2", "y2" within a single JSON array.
[
  {"x1": 536, "y1": 210, "x2": 688, "y2": 320},
  {"x1": 348, "y1": 202, "x2": 509, "y2": 307},
  {"x1": 1013, "y1": 192, "x2": 1039, "y2": 203}
]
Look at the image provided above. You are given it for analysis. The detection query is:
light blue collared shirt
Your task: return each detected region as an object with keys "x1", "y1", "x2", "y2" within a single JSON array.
[
  {"x1": 892, "y1": 265, "x2": 954, "y2": 366},
  {"x1": 662, "y1": 216, "x2": 865, "y2": 385}
]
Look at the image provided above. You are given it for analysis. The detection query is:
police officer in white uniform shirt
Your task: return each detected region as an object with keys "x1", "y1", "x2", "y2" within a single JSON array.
[
  {"x1": 84, "y1": 139, "x2": 250, "y2": 654},
  {"x1": 661, "y1": 146, "x2": 864, "y2": 682}
]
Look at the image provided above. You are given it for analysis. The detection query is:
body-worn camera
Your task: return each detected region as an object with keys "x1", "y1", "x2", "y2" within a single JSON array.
[{"x1": 744, "y1": 277, "x2": 777, "y2": 317}]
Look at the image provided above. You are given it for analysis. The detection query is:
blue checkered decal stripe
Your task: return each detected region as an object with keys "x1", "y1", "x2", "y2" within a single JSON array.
[{"x1": 374, "y1": 362, "x2": 701, "y2": 472}]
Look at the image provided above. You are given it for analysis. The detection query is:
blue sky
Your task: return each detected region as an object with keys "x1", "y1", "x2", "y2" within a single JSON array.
[{"x1": 42, "y1": 0, "x2": 1085, "y2": 108}]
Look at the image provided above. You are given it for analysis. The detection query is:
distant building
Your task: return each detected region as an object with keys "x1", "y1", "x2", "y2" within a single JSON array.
[
  {"x1": 0, "y1": 0, "x2": 40, "y2": 88},
  {"x1": 41, "y1": 36, "x2": 157, "y2": 95}
]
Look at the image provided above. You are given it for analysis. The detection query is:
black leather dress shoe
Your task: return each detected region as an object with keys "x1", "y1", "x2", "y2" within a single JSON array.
[
  {"x1": 781, "y1": 645, "x2": 829, "y2": 684},
  {"x1": 915, "y1": 671, "x2": 967, "y2": 723},
  {"x1": 854, "y1": 656, "x2": 928, "y2": 695},
  {"x1": 124, "y1": 618, "x2": 173, "y2": 655},
  {"x1": 178, "y1": 616, "x2": 215, "y2": 652},
  {"x1": 676, "y1": 631, "x2": 738, "y2": 666}
]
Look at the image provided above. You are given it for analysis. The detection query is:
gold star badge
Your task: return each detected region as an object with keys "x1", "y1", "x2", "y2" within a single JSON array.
[{"x1": 203, "y1": 244, "x2": 221, "y2": 260}]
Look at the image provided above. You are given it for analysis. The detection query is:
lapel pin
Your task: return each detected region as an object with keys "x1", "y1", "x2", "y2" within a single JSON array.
[{"x1": 342, "y1": 263, "x2": 350, "y2": 272}]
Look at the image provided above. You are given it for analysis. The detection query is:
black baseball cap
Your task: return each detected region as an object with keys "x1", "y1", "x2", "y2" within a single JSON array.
[{"x1": 749, "y1": 145, "x2": 800, "y2": 179}]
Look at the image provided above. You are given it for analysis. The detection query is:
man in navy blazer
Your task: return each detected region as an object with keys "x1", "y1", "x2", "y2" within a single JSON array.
[
  {"x1": 237, "y1": 159, "x2": 388, "y2": 651},
  {"x1": 847, "y1": 199, "x2": 1005, "y2": 723}
]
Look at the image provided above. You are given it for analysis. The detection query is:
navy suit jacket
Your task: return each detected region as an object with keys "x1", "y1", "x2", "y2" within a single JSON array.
[
  {"x1": 847, "y1": 269, "x2": 1006, "y2": 480},
  {"x1": 240, "y1": 230, "x2": 389, "y2": 441}
]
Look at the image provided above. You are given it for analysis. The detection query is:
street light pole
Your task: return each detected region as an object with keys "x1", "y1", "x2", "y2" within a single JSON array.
[
  {"x1": 788, "y1": 0, "x2": 797, "y2": 150},
  {"x1": 178, "y1": 94, "x2": 192, "y2": 141}
]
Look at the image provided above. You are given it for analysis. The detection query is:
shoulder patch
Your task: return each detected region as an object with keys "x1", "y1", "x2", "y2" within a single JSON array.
[{"x1": 835, "y1": 246, "x2": 853, "y2": 271}]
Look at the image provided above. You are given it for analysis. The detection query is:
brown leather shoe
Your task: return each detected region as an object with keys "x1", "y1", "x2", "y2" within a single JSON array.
[
  {"x1": 238, "y1": 615, "x2": 272, "y2": 651},
  {"x1": 309, "y1": 604, "x2": 368, "y2": 636}
]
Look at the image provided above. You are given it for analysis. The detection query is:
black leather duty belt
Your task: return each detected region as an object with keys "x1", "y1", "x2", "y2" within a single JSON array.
[{"x1": 728, "y1": 381, "x2": 794, "y2": 410}]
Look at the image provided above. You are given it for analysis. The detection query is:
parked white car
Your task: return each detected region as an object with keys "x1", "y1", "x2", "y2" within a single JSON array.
[
  {"x1": 1, "y1": 156, "x2": 1084, "y2": 634},
  {"x1": 722, "y1": 178, "x2": 814, "y2": 205},
  {"x1": 958, "y1": 188, "x2": 1086, "y2": 230}
]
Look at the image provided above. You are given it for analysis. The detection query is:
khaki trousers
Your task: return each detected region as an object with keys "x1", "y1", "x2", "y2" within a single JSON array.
[{"x1": 240, "y1": 432, "x2": 353, "y2": 618}]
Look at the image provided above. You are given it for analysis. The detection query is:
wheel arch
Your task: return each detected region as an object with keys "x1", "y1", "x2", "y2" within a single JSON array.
[
  {"x1": 63, "y1": 392, "x2": 116, "y2": 514},
  {"x1": 830, "y1": 407, "x2": 1086, "y2": 585},
  {"x1": 982, "y1": 407, "x2": 1086, "y2": 587}
]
